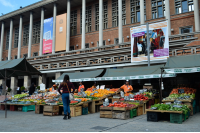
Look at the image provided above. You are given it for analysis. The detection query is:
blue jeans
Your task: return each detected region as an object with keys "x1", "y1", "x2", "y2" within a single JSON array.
[{"x1": 62, "y1": 93, "x2": 70, "y2": 115}]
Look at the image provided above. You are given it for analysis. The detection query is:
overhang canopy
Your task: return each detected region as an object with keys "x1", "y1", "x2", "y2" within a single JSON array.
[
  {"x1": 164, "y1": 54, "x2": 200, "y2": 73},
  {"x1": 53, "y1": 69, "x2": 105, "y2": 83},
  {"x1": 0, "y1": 58, "x2": 41, "y2": 79},
  {"x1": 97, "y1": 65, "x2": 175, "y2": 81}
]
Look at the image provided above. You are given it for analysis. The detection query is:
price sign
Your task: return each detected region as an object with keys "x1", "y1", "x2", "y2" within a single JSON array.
[
  {"x1": 100, "y1": 85, "x2": 105, "y2": 90},
  {"x1": 40, "y1": 83, "x2": 45, "y2": 91},
  {"x1": 178, "y1": 89, "x2": 184, "y2": 94}
]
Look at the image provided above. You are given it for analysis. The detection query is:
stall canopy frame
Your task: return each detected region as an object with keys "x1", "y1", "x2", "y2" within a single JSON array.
[
  {"x1": 164, "y1": 54, "x2": 200, "y2": 74},
  {"x1": 0, "y1": 58, "x2": 42, "y2": 118},
  {"x1": 53, "y1": 69, "x2": 105, "y2": 83}
]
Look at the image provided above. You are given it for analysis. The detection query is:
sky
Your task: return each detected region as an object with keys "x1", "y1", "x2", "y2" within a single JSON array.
[{"x1": 0, "y1": 0, "x2": 41, "y2": 15}]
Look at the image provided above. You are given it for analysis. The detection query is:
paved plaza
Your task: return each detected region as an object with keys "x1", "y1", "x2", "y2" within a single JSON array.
[{"x1": 0, "y1": 110, "x2": 200, "y2": 132}]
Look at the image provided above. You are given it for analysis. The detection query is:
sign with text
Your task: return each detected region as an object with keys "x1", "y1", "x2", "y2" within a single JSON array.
[{"x1": 43, "y1": 17, "x2": 53, "y2": 54}]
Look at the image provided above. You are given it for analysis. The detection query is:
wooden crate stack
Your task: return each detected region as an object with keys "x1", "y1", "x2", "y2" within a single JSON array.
[{"x1": 43, "y1": 105, "x2": 59, "y2": 116}]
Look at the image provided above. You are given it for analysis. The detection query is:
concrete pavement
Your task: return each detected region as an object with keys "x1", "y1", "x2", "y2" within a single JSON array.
[{"x1": 0, "y1": 110, "x2": 200, "y2": 132}]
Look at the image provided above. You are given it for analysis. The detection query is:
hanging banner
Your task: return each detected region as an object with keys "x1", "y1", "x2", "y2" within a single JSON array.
[
  {"x1": 130, "y1": 21, "x2": 169, "y2": 63},
  {"x1": 55, "y1": 13, "x2": 67, "y2": 52},
  {"x1": 43, "y1": 17, "x2": 53, "y2": 54},
  {"x1": 165, "y1": 67, "x2": 200, "y2": 74},
  {"x1": 52, "y1": 74, "x2": 176, "y2": 83}
]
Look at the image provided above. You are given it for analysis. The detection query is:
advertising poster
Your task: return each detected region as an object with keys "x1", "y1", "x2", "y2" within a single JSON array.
[
  {"x1": 55, "y1": 13, "x2": 67, "y2": 52},
  {"x1": 130, "y1": 21, "x2": 169, "y2": 63},
  {"x1": 43, "y1": 17, "x2": 53, "y2": 54}
]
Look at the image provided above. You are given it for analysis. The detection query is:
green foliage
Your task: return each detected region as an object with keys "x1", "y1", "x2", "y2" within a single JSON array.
[
  {"x1": 21, "y1": 86, "x2": 25, "y2": 91},
  {"x1": 36, "y1": 86, "x2": 40, "y2": 90}
]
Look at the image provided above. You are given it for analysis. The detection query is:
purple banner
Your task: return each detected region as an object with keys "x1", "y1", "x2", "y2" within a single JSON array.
[
  {"x1": 154, "y1": 48, "x2": 169, "y2": 57},
  {"x1": 132, "y1": 32, "x2": 145, "y2": 38}
]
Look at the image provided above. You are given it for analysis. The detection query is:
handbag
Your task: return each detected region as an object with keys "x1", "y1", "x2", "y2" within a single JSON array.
[{"x1": 66, "y1": 83, "x2": 74, "y2": 100}]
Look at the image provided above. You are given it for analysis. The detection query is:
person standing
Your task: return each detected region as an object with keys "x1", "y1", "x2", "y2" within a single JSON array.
[
  {"x1": 58, "y1": 75, "x2": 75, "y2": 120},
  {"x1": 120, "y1": 80, "x2": 133, "y2": 94},
  {"x1": 78, "y1": 82, "x2": 85, "y2": 92},
  {"x1": 29, "y1": 83, "x2": 36, "y2": 96}
]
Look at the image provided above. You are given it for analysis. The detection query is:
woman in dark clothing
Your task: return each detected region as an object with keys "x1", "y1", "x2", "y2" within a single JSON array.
[
  {"x1": 29, "y1": 83, "x2": 35, "y2": 96},
  {"x1": 58, "y1": 75, "x2": 75, "y2": 120}
]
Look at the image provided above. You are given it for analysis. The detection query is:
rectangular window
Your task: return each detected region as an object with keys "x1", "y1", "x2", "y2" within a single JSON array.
[
  {"x1": 14, "y1": 55, "x2": 17, "y2": 59},
  {"x1": 23, "y1": 54, "x2": 28, "y2": 58},
  {"x1": 112, "y1": 0, "x2": 126, "y2": 27},
  {"x1": 114, "y1": 38, "x2": 119, "y2": 44},
  {"x1": 80, "y1": 6, "x2": 92, "y2": 33},
  {"x1": 6, "y1": 30, "x2": 10, "y2": 50},
  {"x1": 175, "y1": 0, "x2": 194, "y2": 14},
  {"x1": 97, "y1": 40, "x2": 106, "y2": 46},
  {"x1": 151, "y1": 0, "x2": 165, "y2": 19},
  {"x1": 70, "y1": 46, "x2": 75, "y2": 51},
  {"x1": 23, "y1": 25, "x2": 29, "y2": 46},
  {"x1": 95, "y1": 2, "x2": 108, "y2": 31},
  {"x1": 85, "y1": 43, "x2": 89, "y2": 49},
  {"x1": 14, "y1": 27, "x2": 19, "y2": 48},
  {"x1": 180, "y1": 26, "x2": 193, "y2": 34},
  {"x1": 5, "y1": 57, "x2": 8, "y2": 60},
  {"x1": 33, "y1": 52, "x2": 38, "y2": 57},
  {"x1": 70, "y1": 10, "x2": 77, "y2": 36},
  {"x1": 131, "y1": 0, "x2": 146, "y2": 23},
  {"x1": 32, "y1": 21, "x2": 40, "y2": 44}
]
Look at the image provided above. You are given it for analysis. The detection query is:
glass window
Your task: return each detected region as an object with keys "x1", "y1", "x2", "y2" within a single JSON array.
[
  {"x1": 158, "y1": 6, "x2": 163, "y2": 18},
  {"x1": 137, "y1": 11, "x2": 140, "y2": 22},
  {"x1": 70, "y1": 10, "x2": 77, "y2": 36},
  {"x1": 157, "y1": 1, "x2": 162, "y2": 5},
  {"x1": 85, "y1": 43, "x2": 89, "y2": 48},
  {"x1": 182, "y1": 1, "x2": 188, "y2": 13},
  {"x1": 33, "y1": 52, "x2": 38, "y2": 57},
  {"x1": 70, "y1": 46, "x2": 74, "y2": 51},
  {"x1": 180, "y1": 26, "x2": 192, "y2": 34},
  {"x1": 131, "y1": 0, "x2": 146, "y2": 23}
]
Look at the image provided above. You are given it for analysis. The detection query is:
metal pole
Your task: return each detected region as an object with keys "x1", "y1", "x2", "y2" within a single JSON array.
[
  {"x1": 146, "y1": 22, "x2": 150, "y2": 66},
  {"x1": 5, "y1": 69, "x2": 7, "y2": 118},
  {"x1": 160, "y1": 68, "x2": 163, "y2": 104}
]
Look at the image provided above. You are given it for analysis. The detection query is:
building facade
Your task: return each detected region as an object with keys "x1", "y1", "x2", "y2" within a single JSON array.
[{"x1": 0, "y1": 0, "x2": 200, "y2": 94}]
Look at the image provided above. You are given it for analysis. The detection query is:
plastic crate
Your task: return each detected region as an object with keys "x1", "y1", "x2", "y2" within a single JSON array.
[
  {"x1": 130, "y1": 109, "x2": 137, "y2": 118},
  {"x1": 147, "y1": 112, "x2": 159, "y2": 122},
  {"x1": 22, "y1": 105, "x2": 35, "y2": 112},
  {"x1": 1, "y1": 104, "x2": 5, "y2": 110},
  {"x1": 193, "y1": 107, "x2": 196, "y2": 115},
  {"x1": 10, "y1": 105, "x2": 18, "y2": 111},
  {"x1": 82, "y1": 107, "x2": 88, "y2": 115},
  {"x1": 193, "y1": 100, "x2": 196, "y2": 107},
  {"x1": 197, "y1": 106, "x2": 199, "y2": 112},
  {"x1": 183, "y1": 113, "x2": 187, "y2": 121},
  {"x1": 186, "y1": 111, "x2": 189, "y2": 119},
  {"x1": 170, "y1": 113, "x2": 184, "y2": 124}
]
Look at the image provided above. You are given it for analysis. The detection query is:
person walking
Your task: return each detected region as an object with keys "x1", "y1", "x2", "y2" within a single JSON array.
[
  {"x1": 58, "y1": 75, "x2": 75, "y2": 120},
  {"x1": 29, "y1": 83, "x2": 36, "y2": 96}
]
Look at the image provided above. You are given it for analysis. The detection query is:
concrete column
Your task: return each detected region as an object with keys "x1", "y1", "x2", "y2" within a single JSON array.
[
  {"x1": 165, "y1": 0, "x2": 171, "y2": 35},
  {"x1": 8, "y1": 19, "x2": 13, "y2": 60},
  {"x1": 118, "y1": 0, "x2": 123, "y2": 43},
  {"x1": 194, "y1": 0, "x2": 200, "y2": 31},
  {"x1": 140, "y1": 0, "x2": 145, "y2": 24},
  {"x1": 66, "y1": 0, "x2": 71, "y2": 52},
  {"x1": 38, "y1": 74, "x2": 47, "y2": 85},
  {"x1": 24, "y1": 76, "x2": 31, "y2": 90},
  {"x1": 18, "y1": 15, "x2": 23, "y2": 59},
  {"x1": 52, "y1": 3, "x2": 57, "y2": 54},
  {"x1": 81, "y1": 0, "x2": 86, "y2": 49},
  {"x1": 99, "y1": 0, "x2": 103, "y2": 47},
  {"x1": 0, "y1": 22, "x2": 4, "y2": 61},
  {"x1": 28, "y1": 12, "x2": 33, "y2": 58},
  {"x1": 39, "y1": 7, "x2": 44, "y2": 56},
  {"x1": 55, "y1": 72, "x2": 61, "y2": 80},
  {"x1": 11, "y1": 77, "x2": 18, "y2": 95}
]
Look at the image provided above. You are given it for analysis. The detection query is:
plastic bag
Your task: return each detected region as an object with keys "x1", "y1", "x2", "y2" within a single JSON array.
[
  {"x1": 129, "y1": 94, "x2": 134, "y2": 99},
  {"x1": 120, "y1": 91, "x2": 124, "y2": 98}
]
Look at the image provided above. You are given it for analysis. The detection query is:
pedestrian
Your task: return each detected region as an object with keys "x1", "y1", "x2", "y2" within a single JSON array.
[
  {"x1": 78, "y1": 81, "x2": 84, "y2": 92},
  {"x1": 29, "y1": 83, "x2": 36, "y2": 96},
  {"x1": 58, "y1": 74, "x2": 75, "y2": 120}
]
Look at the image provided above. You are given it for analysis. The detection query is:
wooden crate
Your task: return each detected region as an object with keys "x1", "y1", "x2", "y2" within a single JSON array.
[
  {"x1": 100, "y1": 111, "x2": 113, "y2": 118},
  {"x1": 112, "y1": 98, "x2": 120, "y2": 103},
  {"x1": 100, "y1": 106, "x2": 113, "y2": 111},
  {"x1": 43, "y1": 112, "x2": 59, "y2": 116},
  {"x1": 35, "y1": 105, "x2": 44, "y2": 114},
  {"x1": 95, "y1": 100, "x2": 103, "y2": 105},
  {"x1": 113, "y1": 107, "x2": 127, "y2": 111},
  {"x1": 112, "y1": 111, "x2": 130, "y2": 120},
  {"x1": 70, "y1": 106, "x2": 82, "y2": 117},
  {"x1": 137, "y1": 106, "x2": 143, "y2": 116},
  {"x1": 43, "y1": 105, "x2": 59, "y2": 113},
  {"x1": 82, "y1": 103, "x2": 88, "y2": 108},
  {"x1": 88, "y1": 101, "x2": 95, "y2": 113}
]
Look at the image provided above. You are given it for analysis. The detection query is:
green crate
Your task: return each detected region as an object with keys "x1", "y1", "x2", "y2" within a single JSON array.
[
  {"x1": 197, "y1": 106, "x2": 199, "y2": 112},
  {"x1": 22, "y1": 105, "x2": 35, "y2": 112},
  {"x1": 82, "y1": 107, "x2": 88, "y2": 115},
  {"x1": 186, "y1": 111, "x2": 189, "y2": 119},
  {"x1": 193, "y1": 107, "x2": 196, "y2": 115},
  {"x1": 193, "y1": 100, "x2": 196, "y2": 107},
  {"x1": 170, "y1": 113, "x2": 184, "y2": 124},
  {"x1": 130, "y1": 110, "x2": 133, "y2": 118},
  {"x1": 183, "y1": 113, "x2": 187, "y2": 121},
  {"x1": 130, "y1": 109, "x2": 137, "y2": 118}
]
